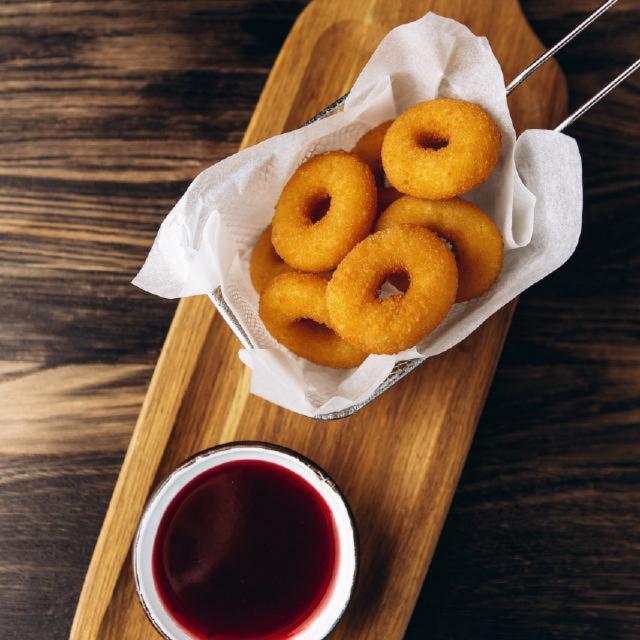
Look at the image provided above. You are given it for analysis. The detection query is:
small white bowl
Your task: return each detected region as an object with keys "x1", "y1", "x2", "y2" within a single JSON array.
[{"x1": 133, "y1": 442, "x2": 358, "y2": 640}]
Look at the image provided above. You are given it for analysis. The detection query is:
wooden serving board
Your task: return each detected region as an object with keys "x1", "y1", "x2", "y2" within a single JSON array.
[{"x1": 71, "y1": 1, "x2": 567, "y2": 638}]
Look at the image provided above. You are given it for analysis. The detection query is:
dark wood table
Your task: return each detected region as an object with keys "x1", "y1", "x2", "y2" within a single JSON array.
[{"x1": 1, "y1": 1, "x2": 638, "y2": 638}]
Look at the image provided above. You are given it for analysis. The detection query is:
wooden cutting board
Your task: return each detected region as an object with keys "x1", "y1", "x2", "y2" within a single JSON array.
[{"x1": 70, "y1": 1, "x2": 567, "y2": 638}]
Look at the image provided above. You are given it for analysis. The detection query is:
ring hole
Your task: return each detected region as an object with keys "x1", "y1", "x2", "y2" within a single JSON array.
[
  {"x1": 439, "y1": 235, "x2": 456, "y2": 256},
  {"x1": 294, "y1": 318, "x2": 335, "y2": 338},
  {"x1": 416, "y1": 132, "x2": 448, "y2": 151},
  {"x1": 376, "y1": 270, "x2": 410, "y2": 300},
  {"x1": 307, "y1": 195, "x2": 332, "y2": 224},
  {"x1": 428, "y1": 229, "x2": 456, "y2": 257}
]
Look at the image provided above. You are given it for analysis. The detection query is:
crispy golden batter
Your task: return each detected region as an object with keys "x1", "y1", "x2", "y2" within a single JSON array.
[
  {"x1": 382, "y1": 99, "x2": 501, "y2": 199},
  {"x1": 377, "y1": 196, "x2": 503, "y2": 301},
  {"x1": 272, "y1": 151, "x2": 376, "y2": 272},
  {"x1": 326, "y1": 226, "x2": 458, "y2": 354},
  {"x1": 352, "y1": 121, "x2": 392, "y2": 183},
  {"x1": 259, "y1": 272, "x2": 368, "y2": 368},
  {"x1": 352, "y1": 122, "x2": 402, "y2": 213},
  {"x1": 249, "y1": 225, "x2": 292, "y2": 293}
]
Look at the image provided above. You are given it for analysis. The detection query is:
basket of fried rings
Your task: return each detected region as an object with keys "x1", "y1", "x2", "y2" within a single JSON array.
[{"x1": 252, "y1": 98, "x2": 504, "y2": 370}]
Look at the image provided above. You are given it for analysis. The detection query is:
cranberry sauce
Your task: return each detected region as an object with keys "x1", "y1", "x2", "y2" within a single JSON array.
[{"x1": 152, "y1": 459, "x2": 337, "y2": 639}]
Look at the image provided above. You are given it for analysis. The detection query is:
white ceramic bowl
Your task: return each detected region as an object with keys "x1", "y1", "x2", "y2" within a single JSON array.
[{"x1": 133, "y1": 442, "x2": 358, "y2": 640}]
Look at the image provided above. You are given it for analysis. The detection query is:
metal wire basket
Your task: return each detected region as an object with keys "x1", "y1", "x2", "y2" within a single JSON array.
[{"x1": 211, "y1": 0, "x2": 638, "y2": 420}]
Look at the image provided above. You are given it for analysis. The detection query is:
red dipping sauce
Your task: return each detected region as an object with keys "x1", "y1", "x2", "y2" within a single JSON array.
[{"x1": 152, "y1": 460, "x2": 338, "y2": 640}]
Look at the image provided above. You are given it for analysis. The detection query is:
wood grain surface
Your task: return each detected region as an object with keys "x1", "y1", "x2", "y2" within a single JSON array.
[
  {"x1": 69, "y1": 0, "x2": 569, "y2": 637},
  {"x1": 0, "y1": 1, "x2": 638, "y2": 639}
]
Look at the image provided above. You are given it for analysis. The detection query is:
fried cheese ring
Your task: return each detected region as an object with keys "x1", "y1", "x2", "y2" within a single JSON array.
[
  {"x1": 249, "y1": 225, "x2": 292, "y2": 293},
  {"x1": 352, "y1": 122, "x2": 402, "y2": 213},
  {"x1": 259, "y1": 272, "x2": 368, "y2": 368},
  {"x1": 377, "y1": 196, "x2": 504, "y2": 302},
  {"x1": 381, "y1": 98, "x2": 501, "y2": 199},
  {"x1": 272, "y1": 151, "x2": 376, "y2": 272},
  {"x1": 326, "y1": 226, "x2": 458, "y2": 354},
  {"x1": 352, "y1": 120, "x2": 392, "y2": 183}
]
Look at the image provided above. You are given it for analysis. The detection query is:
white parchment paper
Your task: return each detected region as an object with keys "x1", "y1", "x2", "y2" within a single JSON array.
[{"x1": 133, "y1": 13, "x2": 582, "y2": 417}]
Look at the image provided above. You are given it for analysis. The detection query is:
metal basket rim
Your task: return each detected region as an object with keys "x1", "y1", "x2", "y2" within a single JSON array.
[{"x1": 209, "y1": 287, "x2": 425, "y2": 420}]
